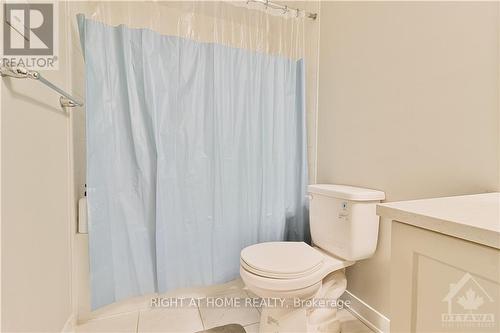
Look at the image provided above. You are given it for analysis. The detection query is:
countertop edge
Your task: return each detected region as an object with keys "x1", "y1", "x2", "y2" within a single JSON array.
[{"x1": 376, "y1": 204, "x2": 500, "y2": 250}]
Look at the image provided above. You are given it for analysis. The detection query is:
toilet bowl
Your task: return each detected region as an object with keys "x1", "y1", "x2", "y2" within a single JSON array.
[
  {"x1": 240, "y1": 184, "x2": 385, "y2": 333},
  {"x1": 240, "y1": 242, "x2": 354, "y2": 333},
  {"x1": 240, "y1": 242, "x2": 353, "y2": 299}
]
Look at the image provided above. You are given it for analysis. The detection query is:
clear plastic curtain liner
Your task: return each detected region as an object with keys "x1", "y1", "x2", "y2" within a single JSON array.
[{"x1": 76, "y1": 1, "x2": 308, "y2": 309}]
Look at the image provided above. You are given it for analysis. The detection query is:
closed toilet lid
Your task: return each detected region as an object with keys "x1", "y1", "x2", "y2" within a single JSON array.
[{"x1": 240, "y1": 242, "x2": 324, "y2": 279}]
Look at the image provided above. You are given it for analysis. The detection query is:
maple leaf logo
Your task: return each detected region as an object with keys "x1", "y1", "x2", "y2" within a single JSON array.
[{"x1": 457, "y1": 289, "x2": 484, "y2": 311}]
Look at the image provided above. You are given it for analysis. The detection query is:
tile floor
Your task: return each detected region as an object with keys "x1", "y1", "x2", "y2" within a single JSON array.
[{"x1": 75, "y1": 279, "x2": 373, "y2": 333}]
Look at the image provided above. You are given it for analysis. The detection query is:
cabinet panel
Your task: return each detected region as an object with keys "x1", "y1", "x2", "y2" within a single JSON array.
[{"x1": 391, "y1": 222, "x2": 500, "y2": 333}]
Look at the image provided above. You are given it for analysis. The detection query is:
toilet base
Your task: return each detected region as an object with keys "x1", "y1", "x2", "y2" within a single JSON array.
[{"x1": 257, "y1": 270, "x2": 347, "y2": 333}]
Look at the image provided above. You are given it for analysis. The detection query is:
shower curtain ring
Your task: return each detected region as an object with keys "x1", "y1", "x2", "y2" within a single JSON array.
[
  {"x1": 265, "y1": 0, "x2": 269, "y2": 9},
  {"x1": 296, "y1": 8, "x2": 300, "y2": 17},
  {"x1": 283, "y1": 5, "x2": 288, "y2": 14}
]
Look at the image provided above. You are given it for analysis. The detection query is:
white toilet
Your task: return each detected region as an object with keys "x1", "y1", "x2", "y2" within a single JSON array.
[{"x1": 240, "y1": 184, "x2": 385, "y2": 333}]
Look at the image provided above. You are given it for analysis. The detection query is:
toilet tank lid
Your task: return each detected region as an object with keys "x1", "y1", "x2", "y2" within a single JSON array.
[{"x1": 308, "y1": 184, "x2": 385, "y2": 201}]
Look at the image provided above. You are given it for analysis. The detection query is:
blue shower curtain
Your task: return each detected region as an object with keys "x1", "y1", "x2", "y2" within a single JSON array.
[{"x1": 78, "y1": 16, "x2": 308, "y2": 309}]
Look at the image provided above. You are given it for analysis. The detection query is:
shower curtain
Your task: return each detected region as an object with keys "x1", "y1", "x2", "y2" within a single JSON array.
[{"x1": 77, "y1": 1, "x2": 308, "y2": 309}]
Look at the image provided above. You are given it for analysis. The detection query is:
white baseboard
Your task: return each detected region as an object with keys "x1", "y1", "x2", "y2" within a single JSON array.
[
  {"x1": 340, "y1": 290, "x2": 390, "y2": 333},
  {"x1": 61, "y1": 313, "x2": 76, "y2": 333}
]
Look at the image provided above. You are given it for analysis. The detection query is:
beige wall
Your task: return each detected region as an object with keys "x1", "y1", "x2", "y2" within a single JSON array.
[
  {"x1": 0, "y1": 3, "x2": 74, "y2": 331},
  {"x1": 318, "y1": 1, "x2": 500, "y2": 317}
]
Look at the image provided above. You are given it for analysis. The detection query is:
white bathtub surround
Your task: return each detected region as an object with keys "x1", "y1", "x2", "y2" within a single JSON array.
[
  {"x1": 74, "y1": 279, "x2": 372, "y2": 333},
  {"x1": 377, "y1": 192, "x2": 500, "y2": 249},
  {"x1": 378, "y1": 193, "x2": 500, "y2": 332}
]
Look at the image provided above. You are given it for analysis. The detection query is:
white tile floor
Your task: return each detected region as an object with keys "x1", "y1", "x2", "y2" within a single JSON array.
[{"x1": 75, "y1": 279, "x2": 373, "y2": 333}]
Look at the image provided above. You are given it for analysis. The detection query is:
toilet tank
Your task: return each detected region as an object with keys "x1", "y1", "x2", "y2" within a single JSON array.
[{"x1": 308, "y1": 184, "x2": 385, "y2": 261}]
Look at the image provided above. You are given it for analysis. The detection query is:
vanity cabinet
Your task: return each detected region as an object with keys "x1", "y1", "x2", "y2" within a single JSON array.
[{"x1": 378, "y1": 193, "x2": 500, "y2": 333}]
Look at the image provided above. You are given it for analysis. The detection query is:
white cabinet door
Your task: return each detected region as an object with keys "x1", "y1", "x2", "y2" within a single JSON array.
[{"x1": 391, "y1": 221, "x2": 500, "y2": 333}]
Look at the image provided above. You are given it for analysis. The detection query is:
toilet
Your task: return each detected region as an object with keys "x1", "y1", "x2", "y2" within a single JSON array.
[{"x1": 240, "y1": 184, "x2": 385, "y2": 333}]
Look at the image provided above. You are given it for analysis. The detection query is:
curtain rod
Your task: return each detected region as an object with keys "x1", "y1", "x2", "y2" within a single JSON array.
[
  {"x1": 0, "y1": 66, "x2": 83, "y2": 108},
  {"x1": 247, "y1": 0, "x2": 318, "y2": 20}
]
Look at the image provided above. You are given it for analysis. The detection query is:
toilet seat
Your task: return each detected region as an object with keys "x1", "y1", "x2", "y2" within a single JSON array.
[
  {"x1": 240, "y1": 242, "x2": 355, "y2": 293},
  {"x1": 240, "y1": 242, "x2": 324, "y2": 279}
]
